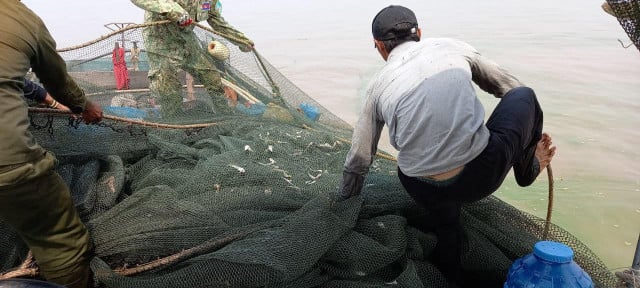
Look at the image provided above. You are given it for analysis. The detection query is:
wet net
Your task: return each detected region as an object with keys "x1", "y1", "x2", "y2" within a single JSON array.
[
  {"x1": 0, "y1": 22, "x2": 619, "y2": 287},
  {"x1": 607, "y1": 0, "x2": 640, "y2": 51}
]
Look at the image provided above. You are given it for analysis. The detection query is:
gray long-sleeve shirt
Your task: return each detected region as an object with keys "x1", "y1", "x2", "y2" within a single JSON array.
[{"x1": 340, "y1": 38, "x2": 522, "y2": 196}]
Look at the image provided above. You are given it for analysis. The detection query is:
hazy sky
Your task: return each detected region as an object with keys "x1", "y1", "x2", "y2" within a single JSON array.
[
  {"x1": 22, "y1": 1, "x2": 146, "y2": 47},
  {"x1": 20, "y1": 0, "x2": 362, "y2": 47}
]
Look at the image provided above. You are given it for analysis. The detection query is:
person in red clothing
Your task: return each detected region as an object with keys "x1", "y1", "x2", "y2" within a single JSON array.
[{"x1": 112, "y1": 42, "x2": 130, "y2": 90}]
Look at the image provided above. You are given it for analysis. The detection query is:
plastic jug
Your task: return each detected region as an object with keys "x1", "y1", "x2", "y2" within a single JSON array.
[
  {"x1": 298, "y1": 103, "x2": 320, "y2": 121},
  {"x1": 504, "y1": 241, "x2": 594, "y2": 288},
  {"x1": 0, "y1": 279, "x2": 65, "y2": 288}
]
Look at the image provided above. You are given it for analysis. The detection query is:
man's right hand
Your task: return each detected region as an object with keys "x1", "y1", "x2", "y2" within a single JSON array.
[{"x1": 82, "y1": 100, "x2": 103, "y2": 124}]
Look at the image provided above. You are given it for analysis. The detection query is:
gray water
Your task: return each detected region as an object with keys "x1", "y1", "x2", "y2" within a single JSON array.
[{"x1": 223, "y1": 0, "x2": 640, "y2": 270}]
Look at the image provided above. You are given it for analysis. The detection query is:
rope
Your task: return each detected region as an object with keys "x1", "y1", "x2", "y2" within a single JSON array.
[
  {"x1": 57, "y1": 21, "x2": 169, "y2": 52},
  {"x1": 0, "y1": 227, "x2": 264, "y2": 278},
  {"x1": 0, "y1": 252, "x2": 37, "y2": 280},
  {"x1": 543, "y1": 165, "x2": 554, "y2": 239},
  {"x1": 114, "y1": 225, "x2": 266, "y2": 276},
  {"x1": 28, "y1": 108, "x2": 218, "y2": 130},
  {"x1": 84, "y1": 80, "x2": 259, "y2": 104},
  {"x1": 252, "y1": 50, "x2": 286, "y2": 107},
  {"x1": 56, "y1": 21, "x2": 248, "y2": 52}
]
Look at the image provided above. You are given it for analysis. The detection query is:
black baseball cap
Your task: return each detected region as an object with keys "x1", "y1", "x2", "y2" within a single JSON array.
[{"x1": 372, "y1": 5, "x2": 418, "y2": 41}]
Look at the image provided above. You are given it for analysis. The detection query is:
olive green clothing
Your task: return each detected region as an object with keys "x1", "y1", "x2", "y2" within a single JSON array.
[
  {"x1": 145, "y1": 26, "x2": 230, "y2": 116},
  {"x1": 130, "y1": 0, "x2": 254, "y2": 116},
  {"x1": 0, "y1": 1, "x2": 92, "y2": 286},
  {"x1": 0, "y1": 0, "x2": 87, "y2": 165},
  {"x1": 130, "y1": 0, "x2": 254, "y2": 48},
  {"x1": 0, "y1": 153, "x2": 91, "y2": 288}
]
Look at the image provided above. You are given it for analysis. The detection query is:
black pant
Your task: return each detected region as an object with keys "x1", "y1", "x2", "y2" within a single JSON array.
[{"x1": 397, "y1": 86, "x2": 543, "y2": 283}]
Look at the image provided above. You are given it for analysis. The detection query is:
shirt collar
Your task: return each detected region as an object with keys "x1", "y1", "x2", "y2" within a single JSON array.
[{"x1": 387, "y1": 40, "x2": 420, "y2": 62}]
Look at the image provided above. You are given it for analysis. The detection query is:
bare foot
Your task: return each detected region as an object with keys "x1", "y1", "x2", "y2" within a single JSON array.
[{"x1": 535, "y1": 133, "x2": 556, "y2": 173}]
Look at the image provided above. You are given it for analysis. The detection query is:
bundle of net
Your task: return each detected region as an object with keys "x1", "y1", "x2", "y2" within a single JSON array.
[{"x1": 0, "y1": 23, "x2": 618, "y2": 288}]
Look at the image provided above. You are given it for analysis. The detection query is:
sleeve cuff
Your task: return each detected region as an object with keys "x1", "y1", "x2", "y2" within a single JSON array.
[{"x1": 63, "y1": 90, "x2": 86, "y2": 114}]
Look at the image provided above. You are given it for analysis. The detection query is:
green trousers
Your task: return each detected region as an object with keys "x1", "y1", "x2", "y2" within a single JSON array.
[
  {"x1": 144, "y1": 26, "x2": 232, "y2": 118},
  {"x1": 0, "y1": 152, "x2": 91, "y2": 288}
]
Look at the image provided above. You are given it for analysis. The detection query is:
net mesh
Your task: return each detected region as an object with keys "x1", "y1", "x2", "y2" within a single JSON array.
[
  {"x1": 1, "y1": 23, "x2": 619, "y2": 287},
  {"x1": 607, "y1": 0, "x2": 640, "y2": 51}
]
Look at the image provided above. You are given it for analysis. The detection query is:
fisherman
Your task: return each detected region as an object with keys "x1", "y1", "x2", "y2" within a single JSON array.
[
  {"x1": 130, "y1": 0, "x2": 255, "y2": 117},
  {"x1": 130, "y1": 41, "x2": 142, "y2": 71},
  {"x1": 0, "y1": 1, "x2": 103, "y2": 287},
  {"x1": 339, "y1": 5, "x2": 556, "y2": 286}
]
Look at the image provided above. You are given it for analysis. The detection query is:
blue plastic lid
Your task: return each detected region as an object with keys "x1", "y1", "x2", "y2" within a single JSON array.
[
  {"x1": 0, "y1": 278, "x2": 65, "y2": 287},
  {"x1": 533, "y1": 241, "x2": 574, "y2": 263}
]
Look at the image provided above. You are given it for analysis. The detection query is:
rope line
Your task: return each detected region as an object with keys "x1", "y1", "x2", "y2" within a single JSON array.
[
  {"x1": 28, "y1": 108, "x2": 218, "y2": 129},
  {"x1": 57, "y1": 21, "x2": 248, "y2": 52},
  {"x1": 58, "y1": 21, "x2": 169, "y2": 52},
  {"x1": 543, "y1": 165, "x2": 554, "y2": 240}
]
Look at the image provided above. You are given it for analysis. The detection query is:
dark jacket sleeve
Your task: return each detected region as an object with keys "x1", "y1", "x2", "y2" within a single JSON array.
[
  {"x1": 23, "y1": 78, "x2": 47, "y2": 102},
  {"x1": 29, "y1": 23, "x2": 86, "y2": 113}
]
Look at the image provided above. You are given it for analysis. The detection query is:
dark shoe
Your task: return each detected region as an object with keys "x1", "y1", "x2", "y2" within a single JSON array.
[{"x1": 513, "y1": 146, "x2": 540, "y2": 187}]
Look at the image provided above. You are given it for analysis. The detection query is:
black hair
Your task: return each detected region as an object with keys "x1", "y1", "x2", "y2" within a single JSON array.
[{"x1": 380, "y1": 23, "x2": 420, "y2": 52}]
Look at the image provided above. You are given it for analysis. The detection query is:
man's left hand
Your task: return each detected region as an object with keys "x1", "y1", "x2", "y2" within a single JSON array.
[
  {"x1": 239, "y1": 44, "x2": 254, "y2": 53},
  {"x1": 338, "y1": 171, "x2": 365, "y2": 200},
  {"x1": 81, "y1": 100, "x2": 103, "y2": 124}
]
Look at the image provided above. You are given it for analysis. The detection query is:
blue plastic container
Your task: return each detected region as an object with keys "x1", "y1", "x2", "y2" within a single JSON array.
[
  {"x1": 504, "y1": 241, "x2": 594, "y2": 288},
  {"x1": 298, "y1": 103, "x2": 321, "y2": 122},
  {"x1": 0, "y1": 279, "x2": 65, "y2": 288}
]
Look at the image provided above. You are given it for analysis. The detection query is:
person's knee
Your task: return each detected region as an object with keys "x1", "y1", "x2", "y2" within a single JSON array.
[{"x1": 508, "y1": 86, "x2": 536, "y2": 101}]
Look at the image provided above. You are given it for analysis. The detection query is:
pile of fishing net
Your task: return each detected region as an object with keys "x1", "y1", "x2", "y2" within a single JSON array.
[{"x1": 0, "y1": 23, "x2": 619, "y2": 287}]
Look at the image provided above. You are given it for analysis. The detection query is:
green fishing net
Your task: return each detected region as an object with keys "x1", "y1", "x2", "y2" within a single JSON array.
[{"x1": 0, "y1": 23, "x2": 618, "y2": 287}]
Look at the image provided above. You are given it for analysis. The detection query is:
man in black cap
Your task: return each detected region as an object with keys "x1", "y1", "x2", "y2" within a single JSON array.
[{"x1": 339, "y1": 5, "x2": 556, "y2": 285}]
